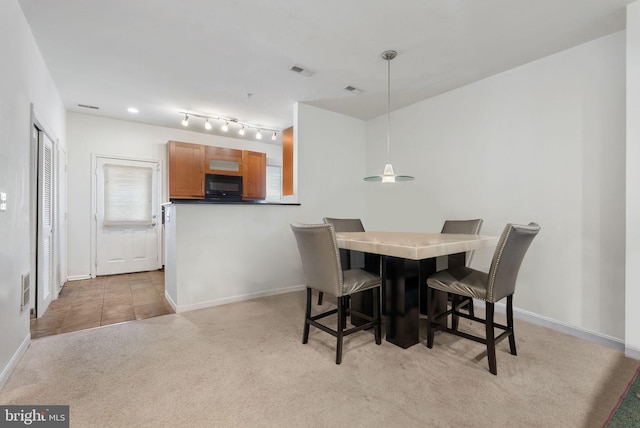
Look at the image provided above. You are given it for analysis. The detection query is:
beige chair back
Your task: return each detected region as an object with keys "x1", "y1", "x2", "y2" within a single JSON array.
[
  {"x1": 487, "y1": 222, "x2": 540, "y2": 302},
  {"x1": 441, "y1": 219, "x2": 483, "y2": 265},
  {"x1": 290, "y1": 223, "x2": 343, "y2": 297},
  {"x1": 323, "y1": 218, "x2": 365, "y2": 270}
]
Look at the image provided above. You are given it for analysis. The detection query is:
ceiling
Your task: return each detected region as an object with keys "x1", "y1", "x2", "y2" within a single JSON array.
[{"x1": 18, "y1": 0, "x2": 633, "y2": 139}]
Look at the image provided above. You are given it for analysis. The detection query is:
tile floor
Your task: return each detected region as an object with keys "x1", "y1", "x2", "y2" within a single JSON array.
[{"x1": 30, "y1": 270, "x2": 174, "y2": 339}]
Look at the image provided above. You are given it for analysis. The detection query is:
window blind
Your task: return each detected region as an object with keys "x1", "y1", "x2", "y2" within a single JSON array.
[{"x1": 103, "y1": 164, "x2": 153, "y2": 226}]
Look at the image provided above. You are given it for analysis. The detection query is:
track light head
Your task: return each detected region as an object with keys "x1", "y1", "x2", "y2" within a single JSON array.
[
  {"x1": 204, "y1": 119, "x2": 212, "y2": 130},
  {"x1": 238, "y1": 126, "x2": 245, "y2": 136},
  {"x1": 222, "y1": 121, "x2": 229, "y2": 132},
  {"x1": 272, "y1": 132, "x2": 277, "y2": 141},
  {"x1": 256, "y1": 129, "x2": 262, "y2": 140},
  {"x1": 181, "y1": 114, "x2": 189, "y2": 126}
]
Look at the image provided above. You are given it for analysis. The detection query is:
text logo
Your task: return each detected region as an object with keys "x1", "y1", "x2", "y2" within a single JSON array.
[{"x1": 0, "y1": 406, "x2": 68, "y2": 428}]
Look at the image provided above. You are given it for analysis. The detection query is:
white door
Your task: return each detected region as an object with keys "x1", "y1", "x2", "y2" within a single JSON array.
[
  {"x1": 95, "y1": 157, "x2": 161, "y2": 276},
  {"x1": 36, "y1": 128, "x2": 54, "y2": 317}
]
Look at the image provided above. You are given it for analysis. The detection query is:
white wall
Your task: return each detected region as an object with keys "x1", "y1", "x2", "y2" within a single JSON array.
[
  {"x1": 164, "y1": 103, "x2": 368, "y2": 311},
  {"x1": 66, "y1": 113, "x2": 282, "y2": 279},
  {"x1": 366, "y1": 32, "x2": 626, "y2": 340},
  {"x1": 0, "y1": 0, "x2": 66, "y2": 387},
  {"x1": 626, "y1": 1, "x2": 640, "y2": 358}
]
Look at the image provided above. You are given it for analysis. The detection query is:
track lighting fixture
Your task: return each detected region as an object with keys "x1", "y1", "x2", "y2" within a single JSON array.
[{"x1": 178, "y1": 110, "x2": 280, "y2": 141}]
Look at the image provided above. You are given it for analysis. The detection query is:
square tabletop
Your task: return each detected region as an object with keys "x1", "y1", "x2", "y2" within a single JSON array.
[{"x1": 335, "y1": 231, "x2": 499, "y2": 260}]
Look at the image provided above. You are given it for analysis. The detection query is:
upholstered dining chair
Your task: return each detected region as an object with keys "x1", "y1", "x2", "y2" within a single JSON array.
[
  {"x1": 440, "y1": 219, "x2": 483, "y2": 324},
  {"x1": 426, "y1": 222, "x2": 540, "y2": 375},
  {"x1": 291, "y1": 222, "x2": 382, "y2": 364},
  {"x1": 318, "y1": 218, "x2": 366, "y2": 305}
]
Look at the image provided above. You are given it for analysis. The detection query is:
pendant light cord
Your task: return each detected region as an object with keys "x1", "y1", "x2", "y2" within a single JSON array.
[{"x1": 387, "y1": 56, "x2": 391, "y2": 164}]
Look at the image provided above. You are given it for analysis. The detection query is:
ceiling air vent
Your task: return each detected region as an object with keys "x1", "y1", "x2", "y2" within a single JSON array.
[
  {"x1": 290, "y1": 65, "x2": 314, "y2": 77},
  {"x1": 77, "y1": 104, "x2": 100, "y2": 110},
  {"x1": 345, "y1": 85, "x2": 363, "y2": 95}
]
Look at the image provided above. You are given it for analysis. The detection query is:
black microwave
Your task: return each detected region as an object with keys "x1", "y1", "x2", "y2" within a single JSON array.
[{"x1": 205, "y1": 174, "x2": 243, "y2": 200}]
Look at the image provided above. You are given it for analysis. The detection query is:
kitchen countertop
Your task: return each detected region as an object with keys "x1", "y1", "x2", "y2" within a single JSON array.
[{"x1": 165, "y1": 199, "x2": 300, "y2": 206}]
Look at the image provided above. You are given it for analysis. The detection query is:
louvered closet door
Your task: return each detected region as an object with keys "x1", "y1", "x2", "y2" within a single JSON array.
[{"x1": 36, "y1": 130, "x2": 54, "y2": 317}]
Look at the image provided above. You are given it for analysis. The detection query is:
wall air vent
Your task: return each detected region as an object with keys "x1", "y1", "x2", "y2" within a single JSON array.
[
  {"x1": 77, "y1": 104, "x2": 100, "y2": 110},
  {"x1": 345, "y1": 86, "x2": 363, "y2": 95},
  {"x1": 21, "y1": 272, "x2": 30, "y2": 312},
  {"x1": 290, "y1": 65, "x2": 315, "y2": 77}
]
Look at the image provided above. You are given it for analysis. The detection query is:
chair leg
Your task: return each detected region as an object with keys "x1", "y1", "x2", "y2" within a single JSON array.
[
  {"x1": 507, "y1": 294, "x2": 517, "y2": 356},
  {"x1": 373, "y1": 287, "x2": 381, "y2": 345},
  {"x1": 485, "y1": 302, "x2": 497, "y2": 375},
  {"x1": 303, "y1": 288, "x2": 312, "y2": 344},
  {"x1": 336, "y1": 295, "x2": 344, "y2": 364},
  {"x1": 317, "y1": 291, "x2": 323, "y2": 305},
  {"x1": 466, "y1": 297, "x2": 475, "y2": 317},
  {"x1": 426, "y1": 287, "x2": 435, "y2": 348},
  {"x1": 451, "y1": 294, "x2": 459, "y2": 331},
  {"x1": 341, "y1": 296, "x2": 348, "y2": 330}
]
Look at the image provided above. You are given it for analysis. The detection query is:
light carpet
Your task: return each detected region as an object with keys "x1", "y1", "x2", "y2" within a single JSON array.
[{"x1": 1, "y1": 291, "x2": 638, "y2": 427}]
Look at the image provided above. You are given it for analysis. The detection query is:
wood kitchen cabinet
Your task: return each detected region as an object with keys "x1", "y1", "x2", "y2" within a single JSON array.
[
  {"x1": 242, "y1": 150, "x2": 266, "y2": 200},
  {"x1": 168, "y1": 141, "x2": 205, "y2": 199}
]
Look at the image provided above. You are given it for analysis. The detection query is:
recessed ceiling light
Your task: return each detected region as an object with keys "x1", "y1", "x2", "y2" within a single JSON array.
[{"x1": 127, "y1": 107, "x2": 139, "y2": 113}]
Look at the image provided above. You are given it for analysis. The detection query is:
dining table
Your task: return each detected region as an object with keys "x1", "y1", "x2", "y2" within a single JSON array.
[{"x1": 335, "y1": 231, "x2": 499, "y2": 349}]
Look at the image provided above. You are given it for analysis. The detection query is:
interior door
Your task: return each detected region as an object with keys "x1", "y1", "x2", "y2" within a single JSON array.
[
  {"x1": 36, "y1": 127, "x2": 54, "y2": 317},
  {"x1": 95, "y1": 157, "x2": 161, "y2": 276}
]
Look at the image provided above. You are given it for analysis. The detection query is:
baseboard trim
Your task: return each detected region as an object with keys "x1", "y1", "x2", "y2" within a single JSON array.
[
  {"x1": 164, "y1": 291, "x2": 177, "y2": 313},
  {"x1": 625, "y1": 346, "x2": 640, "y2": 360},
  {"x1": 173, "y1": 284, "x2": 306, "y2": 313},
  {"x1": 66, "y1": 274, "x2": 91, "y2": 282},
  {"x1": 0, "y1": 334, "x2": 30, "y2": 391},
  {"x1": 490, "y1": 301, "x2": 625, "y2": 351}
]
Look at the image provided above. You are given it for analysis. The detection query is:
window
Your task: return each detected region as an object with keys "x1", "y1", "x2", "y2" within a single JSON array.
[{"x1": 103, "y1": 164, "x2": 152, "y2": 226}]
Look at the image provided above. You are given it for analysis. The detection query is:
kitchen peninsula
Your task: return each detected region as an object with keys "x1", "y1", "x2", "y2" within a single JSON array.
[{"x1": 163, "y1": 202, "x2": 303, "y2": 313}]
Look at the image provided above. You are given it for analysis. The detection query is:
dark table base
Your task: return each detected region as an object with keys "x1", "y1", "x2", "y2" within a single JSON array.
[{"x1": 350, "y1": 253, "x2": 447, "y2": 349}]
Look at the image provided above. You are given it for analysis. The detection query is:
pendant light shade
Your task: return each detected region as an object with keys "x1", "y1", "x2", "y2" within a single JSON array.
[
  {"x1": 364, "y1": 50, "x2": 414, "y2": 183},
  {"x1": 365, "y1": 163, "x2": 414, "y2": 182}
]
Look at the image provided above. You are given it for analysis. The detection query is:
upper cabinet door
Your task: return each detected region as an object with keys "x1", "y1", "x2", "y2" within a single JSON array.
[
  {"x1": 204, "y1": 146, "x2": 243, "y2": 176},
  {"x1": 168, "y1": 141, "x2": 205, "y2": 199},
  {"x1": 242, "y1": 150, "x2": 266, "y2": 200}
]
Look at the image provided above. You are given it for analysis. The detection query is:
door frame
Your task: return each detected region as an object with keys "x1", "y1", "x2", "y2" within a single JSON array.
[
  {"x1": 29, "y1": 104, "x2": 60, "y2": 316},
  {"x1": 90, "y1": 154, "x2": 164, "y2": 278}
]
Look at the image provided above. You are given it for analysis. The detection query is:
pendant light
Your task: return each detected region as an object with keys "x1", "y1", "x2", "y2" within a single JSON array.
[{"x1": 364, "y1": 50, "x2": 414, "y2": 182}]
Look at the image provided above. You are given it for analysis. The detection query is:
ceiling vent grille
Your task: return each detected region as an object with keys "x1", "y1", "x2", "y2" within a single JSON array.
[
  {"x1": 77, "y1": 104, "x2": 100, "y2": 110},
  {"x1": 345, "y1": 86, "x2": 363, "y2": 95},
  {"x1": 290, "y1": 65, "x2": 314, "y2": 77}
]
